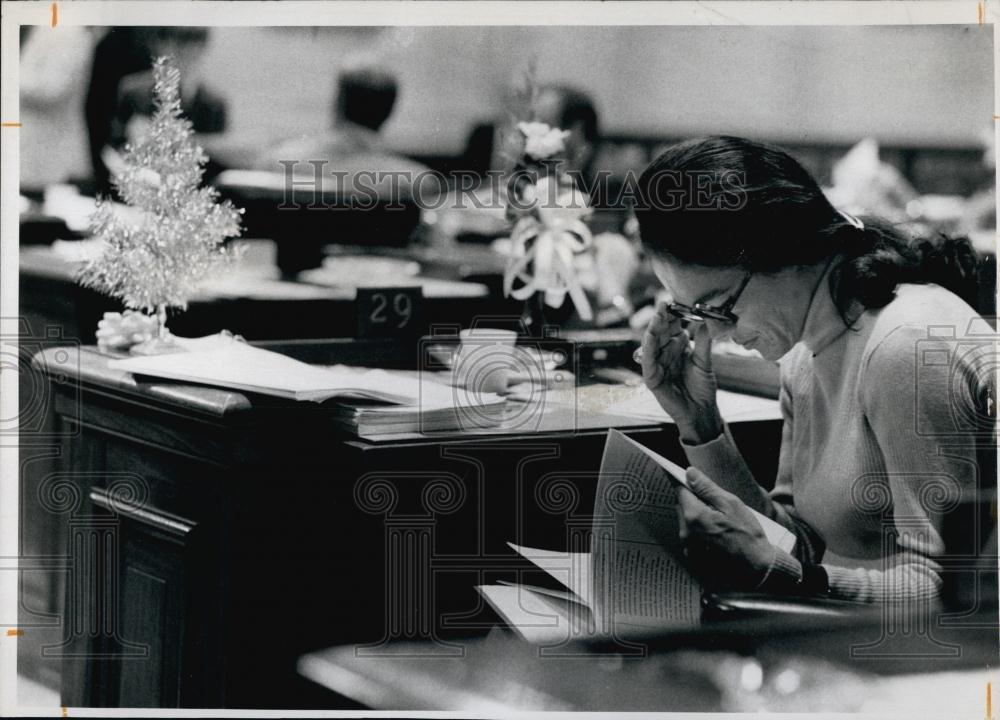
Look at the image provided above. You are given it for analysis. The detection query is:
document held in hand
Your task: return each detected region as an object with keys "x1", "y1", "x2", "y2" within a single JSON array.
[{"x1": 477, "y1": 429, "x2": 796, "y2": 643}]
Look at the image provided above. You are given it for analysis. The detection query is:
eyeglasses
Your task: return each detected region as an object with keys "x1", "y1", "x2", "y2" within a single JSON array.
[{"x1": 667, "y1": 271, "x2": 752, "y2": 324}]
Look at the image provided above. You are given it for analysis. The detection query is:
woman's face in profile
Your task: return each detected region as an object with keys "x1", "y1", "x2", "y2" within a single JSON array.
[{"x1": 650, "y1": 255, "x2": 815, "y2": 361}]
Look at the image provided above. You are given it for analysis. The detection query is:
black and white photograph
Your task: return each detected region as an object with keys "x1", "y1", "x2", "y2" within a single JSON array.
[{"x1": 1, "y1": 1, "x2": 998, "y2": 716}]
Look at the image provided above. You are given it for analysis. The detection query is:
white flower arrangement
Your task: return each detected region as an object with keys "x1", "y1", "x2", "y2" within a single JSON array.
[
  {"x1": 504, "y1": 155, "x2": 593, "y2": 321},
  {"x1": 503, "y1": 174, "x2": 594, "y2": 320},
  {"x1": 517, "y1": 121, "x2": 571, "y2": 161},
  {"x1": 499, "y1": 69, "x2": 596, "y2": 325}
]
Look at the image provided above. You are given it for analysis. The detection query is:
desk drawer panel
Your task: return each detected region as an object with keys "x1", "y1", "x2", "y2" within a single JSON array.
[{"x1": 101, "y1": 434, "x2": 225, "y2": 523}]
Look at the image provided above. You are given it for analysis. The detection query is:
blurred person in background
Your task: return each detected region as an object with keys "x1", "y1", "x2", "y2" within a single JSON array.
[
  {"x1": 20, "y1": 26, "x2": 100, "y2": 191},
  {"x1": 536, "y1": 85, "x2": 601, "y2": 183},
  {"x1": 528, "y1": 85, "x2": 641, "y2": 327},
  {"x1": 102, "y1": 27, "x2": 226, "y2": 184},
  {"x1": 240, "y1": 64, "x2": 431, "y2": 278},
  {"x1": 448, "y1": 83, "x2": 643, "y2": 327},
  {"x1": 253, "y1": 64, "x2": 430, "y2": 193},
  {"x1": 85, "y1": 27, "x2": 157, "y2": 194},
  {"x1": 479, "y1": 83, "x2": 601, "y2": 189},
  {"x1": 518, "y1": 84, "x2": 600, "y2": 185},
  {"x1": 823, "y1": 137, "x2": 919, "y2": 227},
  {"x1": 963, "y1": 125, "x2": 996, "y2": 240}
]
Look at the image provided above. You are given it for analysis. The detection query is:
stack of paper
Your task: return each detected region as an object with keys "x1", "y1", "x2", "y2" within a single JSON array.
[
  {"x1": 110, "y1": 341, "x2": 412, "y2": 403},
  {"x1": 329, "y1": 393, "x2": 507, "y2": 436},
  {"x1": 109, "y1": 340, "x2": 507, "y2": 435}
]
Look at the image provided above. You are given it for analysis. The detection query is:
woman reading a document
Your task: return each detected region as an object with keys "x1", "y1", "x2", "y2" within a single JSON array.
[{"x1": 633, "y1": 136, "x2": 994, "y2": 602}]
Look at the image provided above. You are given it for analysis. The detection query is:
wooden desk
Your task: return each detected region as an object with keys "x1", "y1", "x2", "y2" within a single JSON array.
[
  {"x1": 29, "y1": 343, "x2": 781, "y2": 708},
  {"x1": 19, "y1": 245, "x2": 497, "y2": 344},
  {"x1": 16, "y1": 244, "x2": 499, "y2": 692}
]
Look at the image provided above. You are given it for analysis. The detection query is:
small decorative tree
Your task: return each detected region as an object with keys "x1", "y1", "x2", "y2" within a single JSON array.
[{"x1": 79, "y1": 56, "x2": 242, "y2": 355}]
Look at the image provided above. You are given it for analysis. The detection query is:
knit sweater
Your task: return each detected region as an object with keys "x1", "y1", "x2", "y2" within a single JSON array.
[{"x1": 683, "y1": 272, "x2": 995, "y2": 602}]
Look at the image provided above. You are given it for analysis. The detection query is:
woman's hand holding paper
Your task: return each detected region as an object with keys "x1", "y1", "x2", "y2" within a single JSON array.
[{"x1": 676, "y1": 467, "x2": 777, "y2": 590}]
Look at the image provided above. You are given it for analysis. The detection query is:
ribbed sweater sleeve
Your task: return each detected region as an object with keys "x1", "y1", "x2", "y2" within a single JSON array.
[{"x1": 681, "y1": 375, "x2": 825, "y2": 570}]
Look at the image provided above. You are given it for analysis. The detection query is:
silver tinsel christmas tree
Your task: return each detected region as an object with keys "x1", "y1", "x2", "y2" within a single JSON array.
[{"x1": 80, "y1": 56, "x2": 242, "y2": 351}]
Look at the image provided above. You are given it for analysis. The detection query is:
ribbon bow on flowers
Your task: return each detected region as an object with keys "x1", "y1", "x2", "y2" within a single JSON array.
[{"x1": 503, "y1": 175, "x2": 595, "y2": 321}]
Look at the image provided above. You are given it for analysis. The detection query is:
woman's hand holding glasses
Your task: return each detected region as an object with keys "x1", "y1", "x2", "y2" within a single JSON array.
[{"x1": 637, "y1": 301, "x2": 723, "y2": 444}]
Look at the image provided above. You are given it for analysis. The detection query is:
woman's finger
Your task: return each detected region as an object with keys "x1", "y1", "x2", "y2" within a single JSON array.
[
  {"x1": 640, "y1": 329, "x2": 663, "y2": 381},
  {"x1": 663, "y1": 312, "x2": 685, "y2": 336},
  {"x1": 642, "y1": 323, "x2": 676, "y2": 376},
  {"x1": 649, "y1": 330, "x2": 686, "y2": 359},
  {"x1": 653, "y1": 335, "x2": 689, "y2": 378},
  {"x1": 650, "y1": 308, "x2": 686, "y2": 340},
  {"x1": 658, "y1": 333, "x2": 688, "y2": 359},
  {"x1": 677, "y1": 485, "x2": 715, "y2": 526},
  {"x1": 643, "y1": 306, "x2": 686, "y2": 349},
  {"x1": 685, "y1": 467, "x2": 735, "y2": 512},
  {"x1": 643, "y1": 334, "x2": 688, "y2": 388},
  {"x1": 690, "y1": 322, "x2": 714, "y2": 372},
  {"x1": 643, "y1": 362, "x2": 665, "y2": 388},
  {"x1": 648, "y1": 306, "x2": 685, "y2": 341},
  {"x1": 646, "y1": 300, "x2": 674, "y2": 332}
]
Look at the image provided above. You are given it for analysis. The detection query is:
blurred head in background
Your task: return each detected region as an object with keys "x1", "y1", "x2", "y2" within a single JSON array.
[
  {"x1": 532, "y1": 84, "x2": 600, "y2": 179},
  {"x1": 145, "y1": 27, "x2": 211, "y2": 99},
  {"x1": 486, "y1": 83, "x2": 601, "y2": 182},
  {"x1": 334, "y1": 66, "x2": 399, "y2": 133}
]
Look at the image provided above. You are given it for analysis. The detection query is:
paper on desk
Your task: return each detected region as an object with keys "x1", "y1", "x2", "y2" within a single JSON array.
[
  {"x1": 507, "y1": 543, "x2": 592, "y2": 608},
  {"x1": 495, "y1": 579, "x2": 579, "y2": 605},
  {"x1": 197, "y1": 269, "x2": 341, "y2": 301},
  {"x1": 51, "y1": 238, "x2": 106, "y2": 263},
  {"x1": 213, "y1": 169, "x2": 286, "y2": 191},
  {"x1": 109, "y1": 340, "x2": 500, "y2": 408},
  {"x1": 109, "y1": 341, "x2": 401, "y2": 402},
  {"x1": 298, "y1": 267, "x2": 488, "y2": 299},
  {"x1": 476, "y1": 584, "x2": 589, "y2": 644},
  {"x1": 603, "y1": 386, "x2": 782, "y2": 424}
]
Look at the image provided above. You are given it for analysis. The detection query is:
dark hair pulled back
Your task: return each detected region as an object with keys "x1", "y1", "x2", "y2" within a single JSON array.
[{"x1": 634, "y1": 135, "x2": 980, "y2": 313}]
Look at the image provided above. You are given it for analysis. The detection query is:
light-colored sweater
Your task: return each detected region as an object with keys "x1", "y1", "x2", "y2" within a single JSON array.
[{"x1": 684, "y1": 272, "x2": 995, "y2": 602}]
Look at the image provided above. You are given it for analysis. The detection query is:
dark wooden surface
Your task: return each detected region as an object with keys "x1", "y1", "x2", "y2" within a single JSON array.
[
  {"x1": 15, "y1": 243, "x2": 500, "y2": 695},
  {"x1": 27, "y1": 343, "x2": 784, "y2": 708},
  {"x1": 19, "y1": 246, "x2": 502, "y2": 344}
]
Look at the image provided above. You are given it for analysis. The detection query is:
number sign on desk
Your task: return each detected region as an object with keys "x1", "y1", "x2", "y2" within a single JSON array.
[{"x1": 356, "y1": 286, "x2": 425, "y2": 338}]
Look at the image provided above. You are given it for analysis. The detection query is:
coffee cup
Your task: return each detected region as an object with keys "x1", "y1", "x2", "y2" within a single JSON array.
[{"x1": 453, "y1": 328, "x2": 518, "y2": 395}]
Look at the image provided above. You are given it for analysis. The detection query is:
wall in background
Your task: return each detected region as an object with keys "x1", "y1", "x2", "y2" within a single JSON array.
[{"x1": 202, "y1": 25, "x2": 993, "y2": 154}]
